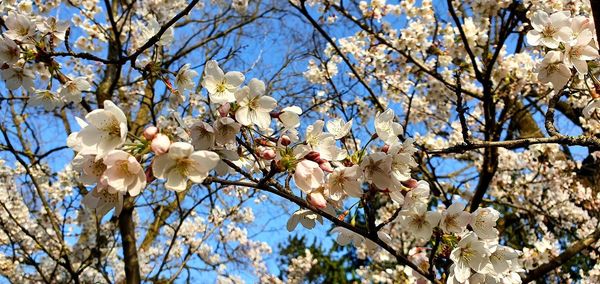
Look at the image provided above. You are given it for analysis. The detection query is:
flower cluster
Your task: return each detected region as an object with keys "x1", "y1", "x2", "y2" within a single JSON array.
[
  {"x1": 0, "y1": 12, "x2": 94, "y2": 109},
  {"x1": 527, "y1": 11, "x2": 599, "y2": 91}
]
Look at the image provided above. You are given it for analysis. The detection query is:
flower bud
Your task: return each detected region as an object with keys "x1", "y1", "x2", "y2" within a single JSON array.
[
  {"x1": 381, "y1": 144, "x2": 390, "y2": 153},
  {"x1": 143, "y1": 126, "x2": 159, "y2": 140},
  {"x1": 218, "y1": 103, "x2": 231, "y2": 117},
  {"x1": 260, "y1": 148, "x2": 276, "y2": 160},
  {"x1": 151, "y1": 134, "x2": 171, "y2": 155},
  {"x1": 255, "y1": 137, "x2": 273, "y2": 147},
  {"x1": 402, "y1": 178, "x2": 418, "y2": 189},
  {"x1": 279, "y1": 135, "x2": 291, "y2": 146},
  {"x1": 308, "y1": 191, "x2": 327, "y2": 209},
  {"x1": 318, "y1": 160, "x2": 333, "y2": 173},
  {"x1": 304, "y1": 151, "x2": 320, "y2": 162}
]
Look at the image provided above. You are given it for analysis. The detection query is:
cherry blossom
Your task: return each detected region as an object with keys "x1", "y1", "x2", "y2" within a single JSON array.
[
  {"x1": 563, "y1": 29, "x2": 598, "y2": 74},
  {"x1": 1, "y1": 66, "x2": 34, "y2": 90},
  {"x1": 279, "y1": 106, "x2": 302, "y2": 129},
  {"x1": 470, "y1": 207, "x2": 500, "y2": 240},
  {"x1": 536, "y1": 50, "x2": 571, "y2": 91},
  {"x1": 202, "y1": 60, "x2": 245, "y2": 103},
  {"x1": 450, "y1": 232, "x2": 491, "y2": 283},
  {"x1": 286, "y1": 209, "x2": 323, "y2": 231},
  {"x1": 439, "y1": 203, "x2": 471, "y2": 234},
  {"x1": 526, "y1": 11, "x2": 572, "y2": 49},
  {"x1": 152, "y1": 142, "x2": 220, "y2": 191},
  {"x1": 234, "y1": 78, "x2": 277, "y2": 129},
  {"x1": 101, "y1": 150, "x2": 146, "y2": 196},
  {"x1": 326, "y1": 117, "x2": 353, "y2": 139},
  {"x1": 213, "y1": 117, "x2": 241, "y2": 146},
  {"x1": 29, "y1": 90, "x2": 62, "y2": 111},
  {"x1": 399, "y1": 206, "x2": 441, "y2": 240},
  {"x1": 0, "y1": 37, "x2": 20, "y2": 65},
  {"x1": 59, "y1": 77, "x2": 92, "y2": 103},
  {"x1": 326, "y1": 165, "x2": 362, "y2": 200},
  {"x1": 293, "y1": 159, "x2": 324, "y2": 194},
  {"x1": 72, "y1": 100, "x2": 128, "y2": 159},
  {"x1": 82, "y1": 186, "x2": 124, "y2": 217},
  {"x1": 4, "y1": 12, "x2": 36, "y2": 41},
  {"x1": 375, "y1": 108, "x2": 404, "y2": 145},
  {"x1": 360, "y1": 152, "x2": 393, "y2": 189},
  {"x1": 175, "y1": 64, "x2": 198, "y2": 92}
]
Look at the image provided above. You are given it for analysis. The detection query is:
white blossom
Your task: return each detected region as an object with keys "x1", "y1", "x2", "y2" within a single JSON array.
[
  {"x1": 375, "y1": 108, "x2": 403, "y2": 145},
  {"x1": 526, "y1": 11, "x2": 572, "y2": 49},
  {"x1": 286, "y1": 209, "x2": 323, "y2": 231},
  {"x1": 235, "y1": 79, "x2": 277, "y2": 129},
  {"x1": 450, "y1": 232, "x2": 490, "y2": 283},
  {"x1": 100, "y1": 150, "x2": 146, "y2": 196},
  {"x1": 72, "y1": 100, "x2": 128, "y2": 160},
  {"x1": 152, "y1": 142, "x2": 220, "y2": 191},
  {"x1": 470, "y1": 207, "x2": 500, "y2": 239},
  {"x1": 175, "y1": 64, "x2": 199, "y2": 92},
  {"x1": 202, "y1": 60, "x2": 245, "y2": 103},
  {"x1": 326, "y1": 117, "x2": 353, "y2": 139},
  {"x1": 59, "y1": 77, "x2": 91, "y2": 103}
]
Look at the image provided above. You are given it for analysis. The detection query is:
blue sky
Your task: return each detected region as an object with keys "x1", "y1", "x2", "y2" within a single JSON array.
[{"x1": 0, "y1": 1, "x2": 593, "y2": 282}]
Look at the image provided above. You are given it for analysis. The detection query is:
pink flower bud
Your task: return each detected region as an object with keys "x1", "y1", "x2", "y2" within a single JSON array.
[
  {"x1": 402, "y1": 178, "x2": 418, "y2": 189},
  {"x1": 151, "y1": 134, "x2": 171, "y2": 155},
  {"x1": 218, "y1": 103, "x2": 231, "y2": 117},
  {"x1": 143, "y1": 126, "x2": 158, "y2": 140},
  {"x1": 318, "y1": 160, "x2": 333, "y2": 173},
  {"x1": 308, "y1": 192, "x2": 327, "y2": 209},
  {"x1": 260, "y1": 148, "x2": 276, "y2": 160},
  {"x1": 279, "y1": 135, "x2": 291, "y2": 146},
  {"x1": 381, "y1": 144, "x2": 390, "y2": 153},
  {"x1": 304, "y1": 151, "x2": 320, "y2": 162}
]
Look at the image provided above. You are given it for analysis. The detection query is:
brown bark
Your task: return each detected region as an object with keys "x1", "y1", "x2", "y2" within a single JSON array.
[{"x1": 119, "y1": 196, "x2": 141, "y2": 284}]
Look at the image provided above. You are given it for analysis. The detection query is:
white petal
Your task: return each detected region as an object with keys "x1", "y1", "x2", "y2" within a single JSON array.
[
  {"x1": 168, "y1": 142, "x2": 194, "y2": 159},
  {"x1": 224, "y1": 71, "x2": 245, "y2": 87},
  {"x1": 165, "y1": 170, "x2": 187, "y2": 191},
  {"x1": 257, "y1": 96, "x2": 277, "y2": 112},
  {"x1": 204, "y1": 60, "x2": 224, "y2": 80},
  {"x1": 248, "y1": 78, "x2": 266, "y2": 96},
  {"x1": 189, "y1": 150, "x2": 220, "y2": 173},
  {"x1": 152, "y1": 154, "x2": 175, "y2": 179}
]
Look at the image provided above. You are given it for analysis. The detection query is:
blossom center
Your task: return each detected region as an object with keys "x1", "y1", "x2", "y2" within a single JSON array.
[
  {"x1": 176, "y1": 158, "x2": 195, "y2": 176},
  {"x1": 216, "y1": 82, "x2": 227, "y2": 93},
  {"x1": 101, "y1": 116, "x2": 121, "y2": 137},
  {"x1": 542, "y1": 25, "x2": 556, "y2": 37}
]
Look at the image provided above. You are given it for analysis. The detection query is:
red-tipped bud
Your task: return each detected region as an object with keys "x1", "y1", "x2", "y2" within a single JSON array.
[
  {"x1": 381, "y1": 144, "x2": 390, "y2": 153},
  {"x1": 143, "y1": 126, "x2": 159, "y2": 140},
  {"x1": 304, "y1": 151, "x2": 320, "y2": 162},
  {"x1": 319, "y1": 160, "x2": 333, "y2": 173},
  {"x1": 151, "y1": 134, "x2": 171, "y2": 155},
  {"x1": 255, "y1": 138, "x2": 273, "y2": 147},
  {"x1": 260, "y1": 148, "x2": 276, "y2": 160},
  {"x1": 402, "y1": 178, "x2": 418, "y2": 189},
  {"x1": 218, "y1": 103, "x2": 231, "y2": 117},
  {"x1": 279, "y1": 135, "x2": 291, "y2": 146},
  {"x1": 308, "y1": 192, "x2": 327, "y2": 209}
]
